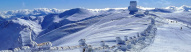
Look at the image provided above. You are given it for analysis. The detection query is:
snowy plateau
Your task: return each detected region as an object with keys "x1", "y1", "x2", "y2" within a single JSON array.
[{"x1": 0, "y1": 5, "x2": 191, "y2": 52}]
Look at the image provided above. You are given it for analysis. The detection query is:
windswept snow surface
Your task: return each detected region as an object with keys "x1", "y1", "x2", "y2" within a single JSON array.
[
  {"x1": 140, "y1": 12, "x2": 191, "y2": 52},
  {"x1": 0, "y1": 5, "x2": 191, "y2": 52},
  {"x1": 53, "y1": 14, "x2": 150, "y2": 46}
]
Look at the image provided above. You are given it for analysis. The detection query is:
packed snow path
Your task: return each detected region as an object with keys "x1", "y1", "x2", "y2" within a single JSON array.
[{"x1": 141, "y1": 16, "x2": 191, "y2": 52}]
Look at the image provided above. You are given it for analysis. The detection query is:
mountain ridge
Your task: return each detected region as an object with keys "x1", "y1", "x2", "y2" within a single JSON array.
[{"x1": 0, "y1": 5, "x2": 191, "y2": 50}]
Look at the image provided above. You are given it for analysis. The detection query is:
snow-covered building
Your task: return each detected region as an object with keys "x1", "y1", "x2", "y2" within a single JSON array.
[{"x1": 128, "y1": 1, "x2": 138, "y2": 14}]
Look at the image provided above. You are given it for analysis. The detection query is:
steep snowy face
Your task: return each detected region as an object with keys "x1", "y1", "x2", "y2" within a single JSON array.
[
  {"x1": 37, "y1": 8, "x2": 101, "y2": 43},
  {"x1": 59, "y1": 8, "x2": 95, "y2": 21},
  {"x1": 40, "y1": 14, "x2": 74, "y2": 35},
  {"x1": 0, "y1": 17, "x2": 42, "y2": 50},
  {"x1": 0, "y1": 21, "x2": 23, "y2": 50},
  {"x1": 59, "y1": 8, "x2": 85, "y2": 18},
  {"x1": 40, "y1": 8, "x2": 96, "y2": 36}
]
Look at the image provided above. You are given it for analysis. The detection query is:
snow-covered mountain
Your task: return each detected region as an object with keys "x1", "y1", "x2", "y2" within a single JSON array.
[
  {"x1": 165, "y1": 5, "x2": 191, "y2": 12},
  {"x1": 0, "y1": 5, "x2": 191, "y2": 52},
  {"x1": 0, "y1": 17, "x2": 5, "y2": 23},
  {"x1": 0, "y1": 8, "x2": 65, "y2": 19},
  {"x1": 140, "y1": 5, "x2": 191, "y2": 13}
]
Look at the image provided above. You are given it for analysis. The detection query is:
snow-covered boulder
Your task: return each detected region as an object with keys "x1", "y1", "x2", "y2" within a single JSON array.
[
  {"x1": 116, "y1": 37, "x2": 125, "y2": 45},
  {"x1": 124, "y1": 36, "x2": 128, "y2": 41},
  {"x1": 78, "y1": 39, "x2": 87, "y2": 46}
]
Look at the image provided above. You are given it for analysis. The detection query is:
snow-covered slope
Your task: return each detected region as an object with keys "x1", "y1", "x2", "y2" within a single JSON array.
[
  {"x1": 158, "y1": 12, "x2": 191, "y2": 25},
  {"x1": 0, "y1": 14, "x2": 44, "y2": 50},
  {"x1": 141, "y1": 13, "x2": 191, "y2": 52},
  {"x1": 0, "y1": 5, "x2": 191, "y2": 52},
  {"x1": 0, "y1": 18, "x2": 41, "y2": 50},
  {"x1": 39, "y1": 8, "x2": 96, "y2": 37}
]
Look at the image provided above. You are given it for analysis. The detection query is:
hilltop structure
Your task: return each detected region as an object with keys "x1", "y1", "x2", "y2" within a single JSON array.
[{"x1": 128, "y1": 1, "x2": 138, "y2": 14}]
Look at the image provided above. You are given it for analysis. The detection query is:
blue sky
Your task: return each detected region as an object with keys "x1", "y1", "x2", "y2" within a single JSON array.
[{"x1": 0, "y1": 0, "x2": 191, "y2": 11}]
